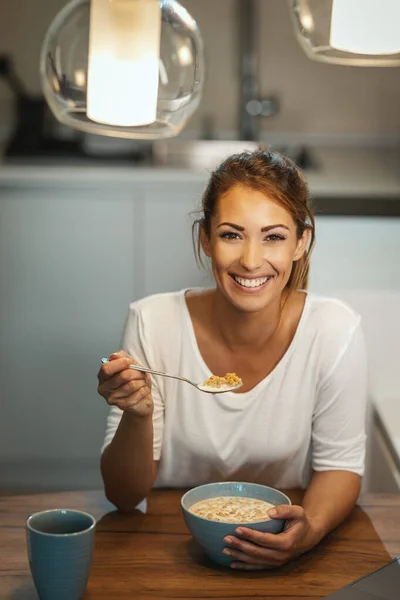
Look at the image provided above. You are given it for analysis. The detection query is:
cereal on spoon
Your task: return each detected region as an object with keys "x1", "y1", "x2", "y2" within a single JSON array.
[{"x1": 202, "y1": 373, "x2": 242, "y2": 389}]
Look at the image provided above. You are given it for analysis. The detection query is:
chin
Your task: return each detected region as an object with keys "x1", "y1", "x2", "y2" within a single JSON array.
[{"x1": 231, "y1": 296, "x2": 274, "y2": 314}]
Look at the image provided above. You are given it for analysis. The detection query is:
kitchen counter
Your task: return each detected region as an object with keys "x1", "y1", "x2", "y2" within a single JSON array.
[
  {"x1": 1, "y1": 146, "x2": 400, "y2": 215},
  {"x1": 2, "y1": 488, "x2": 400, "y2": 599}
]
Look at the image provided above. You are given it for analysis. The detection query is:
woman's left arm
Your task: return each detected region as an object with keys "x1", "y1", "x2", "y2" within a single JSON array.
[
  {"x1": 224, "y1": 318, "x2": 368, "y2": 570},
  {"x1": 222, "y1": 469, "x2": 361, "y2": 570},
  {"x1": 302, "y1": 468, "x2": 361, "y2": 541}
]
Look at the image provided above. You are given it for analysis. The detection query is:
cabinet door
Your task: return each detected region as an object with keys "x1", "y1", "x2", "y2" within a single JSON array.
[
  {"x1": 311, "y1": 216, "x2": 400, "y2": 292},
  {"x1": 369, "y1": 414, "x2": 400, "y2": 494},
  {"x1": 141, "y1": 183, "x2": 214, "y2": 296},
  {"x1": 0, "y1": 186, "x2": 139, "y2": 489}
]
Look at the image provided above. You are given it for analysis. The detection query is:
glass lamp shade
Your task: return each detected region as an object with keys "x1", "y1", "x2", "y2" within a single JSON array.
[
  {"x1": 40, "y1": 0, "x2": 205, "y2": 139},
  {"x1": 289, "y1": 0, "x2": 400, "y2": 66}
]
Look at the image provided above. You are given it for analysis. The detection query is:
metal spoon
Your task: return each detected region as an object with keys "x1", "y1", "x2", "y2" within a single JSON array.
[{"x1": 101, "y1": 358, "x2": 243, "y2": 394}]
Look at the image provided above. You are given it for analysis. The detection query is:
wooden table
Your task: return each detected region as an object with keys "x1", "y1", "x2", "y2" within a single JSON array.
[{"x1": 1, "y1": 489, "x2": 400, "y2": 599}]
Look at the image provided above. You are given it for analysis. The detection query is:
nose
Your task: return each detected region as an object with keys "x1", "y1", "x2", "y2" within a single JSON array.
[{"x1": 239, "y1": 239, "x2": 263, "y2": 272}]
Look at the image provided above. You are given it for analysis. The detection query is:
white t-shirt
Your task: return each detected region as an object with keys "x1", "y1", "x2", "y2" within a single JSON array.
[{"x1": 102, "y1": 289, "x2": 368, "y2": 490}]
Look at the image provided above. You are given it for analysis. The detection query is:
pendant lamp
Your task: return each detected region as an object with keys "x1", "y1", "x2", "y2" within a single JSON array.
[
  {"x1": 40, "y1": 0, "x2": 205, "y2": 139},
  {"x1": 289, "y1": 0, "x2": 400, "y2": 66}
]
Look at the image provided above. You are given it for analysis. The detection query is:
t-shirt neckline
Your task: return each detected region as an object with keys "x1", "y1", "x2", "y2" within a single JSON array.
[{"x1": 179, "y1": 287, "x2": 312, "y2": 402}]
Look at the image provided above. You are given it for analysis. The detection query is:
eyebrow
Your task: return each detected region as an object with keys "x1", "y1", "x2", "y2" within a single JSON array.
[{"x1": 216, "y1": 222, "x2": 290, "y2": 232}]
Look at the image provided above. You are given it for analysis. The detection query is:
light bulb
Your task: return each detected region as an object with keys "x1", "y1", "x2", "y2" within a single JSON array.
[
  {"x1": 87, "y1": 0, "x2": 161, "y2": 127},
  {"x1": 330, "y1": 0, "x2": 400, "y2": 55}
]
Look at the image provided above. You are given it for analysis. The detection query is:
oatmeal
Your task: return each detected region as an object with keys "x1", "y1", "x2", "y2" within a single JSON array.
[
  {"x1": 202, "y1": 373, "x2": 242, "y2": 388},
  {"x1": 189, "y1": 496, "x2": 275, "y2": 523}
]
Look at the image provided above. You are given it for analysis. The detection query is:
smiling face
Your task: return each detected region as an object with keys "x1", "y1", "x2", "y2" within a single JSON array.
[{"x1": 200, "y1": 184, "x2": 309, "y2": 313}]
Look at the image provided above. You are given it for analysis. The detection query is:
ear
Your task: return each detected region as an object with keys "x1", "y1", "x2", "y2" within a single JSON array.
[
  {"x1": 293, "y1": 229, "x2": 310, "y2": 262},
  {"x1": 200, "y1": 223, "x2": 212, "y2": 258}
]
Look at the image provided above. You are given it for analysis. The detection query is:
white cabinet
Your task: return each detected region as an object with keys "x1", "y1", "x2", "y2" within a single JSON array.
[
  {"x1": 310, "y1": 216, "x2": 400, "y2": 293},
  {"x1": 0, "y1": 179, "x2": 213, "y2": 490},
  {"x1": 369, "y1": 412, "x2": 400, "y2": 494},
  {"x1": 0, "y1": 185, "x2": 142, "y2": 489}
]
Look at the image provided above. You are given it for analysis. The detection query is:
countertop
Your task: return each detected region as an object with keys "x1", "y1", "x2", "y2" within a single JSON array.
[
  {"x1": 1, "y1": 146, "x2": 400, "y2": 216},
  {"x1": 1, "y1": 488, "x2": 400, "y2": 599}
]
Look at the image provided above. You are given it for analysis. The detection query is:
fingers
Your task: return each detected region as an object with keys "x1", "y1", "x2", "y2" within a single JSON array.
[
  {"x1": 267, "y1": 504, "x2": 304, "y2": 520},
  {"x1": 222, "y1": 505, "x2": 314, "y2": 570},
  {"x1": 98, "y1": 352, "x2": 150, "y2": 384},
  {"x1": 109, "y1": 365, "x2": 149, "y2": 390},
  {"x1": 222, "y1": 525, "x2": 303, "y2": 569},
  {"x1": 233, "y1": 522, "x2": 303, "y2": 552},
  {"x1": 97, "y1": 351, "x2": 152, "y2": 408},
  {"x1": 111, "y1": 386, "x2": 152, "y2": 412},
  {"x1": 99, "y1": 372, "x2": 148, "y2": 400},
  {"x1": 230, "y1": 504, "x2": 304, "y2": 546},
  {"x1": 98, "y1": 353, "x2": 134, "y2": 381},
  {"x1": 111, "y1": 380, "x2": 150, "y2": 400},
  {"x1": 223, "y1": 537, "x2": 286, "y2": 567}
]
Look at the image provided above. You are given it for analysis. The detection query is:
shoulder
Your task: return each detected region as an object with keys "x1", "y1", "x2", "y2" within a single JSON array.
[
  {"x1": 306, "y1": 292, "x2": 361, "y2": 337},
  {"x1": 121, "y1": 290, "x2": 188, "y2": 362},
  {"x1": 127, "y1": 290, "x2": 186, "y2": 329},
  {"x1": 303, "y1": 293, "x2": 363, "y2": 372},
  {"x1": 129, "y1": 290, "x2": 184, "y2": 315}
]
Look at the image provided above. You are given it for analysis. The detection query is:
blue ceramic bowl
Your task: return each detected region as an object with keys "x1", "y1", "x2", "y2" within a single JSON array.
[{"x1": 181, "y1": 481, "x2": 291, "y2": 567}]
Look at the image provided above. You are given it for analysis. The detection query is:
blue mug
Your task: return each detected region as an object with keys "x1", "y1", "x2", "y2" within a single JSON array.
[{"x1": 26, "y1": 508, "x2": 96, "y2": 600}]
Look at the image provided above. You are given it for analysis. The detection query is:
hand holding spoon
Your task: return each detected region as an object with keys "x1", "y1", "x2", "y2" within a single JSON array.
[{"x1": 101, "y1": 358, "x2": 243, "y2": 393}]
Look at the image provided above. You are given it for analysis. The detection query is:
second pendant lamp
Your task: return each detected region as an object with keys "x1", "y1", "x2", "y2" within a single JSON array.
[{"x1": 289, "y1": 0, "x2": 400, "y2": 67}]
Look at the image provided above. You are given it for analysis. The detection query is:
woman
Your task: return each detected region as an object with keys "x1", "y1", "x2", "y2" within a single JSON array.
[{"x1": 97, "y1": 150, "x2": 367, "y2": 570}]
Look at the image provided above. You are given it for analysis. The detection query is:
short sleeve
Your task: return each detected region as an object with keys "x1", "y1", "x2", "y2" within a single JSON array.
[
  {"x1": 101, "y1": 304, "x2": 165, "y2": 460},
  {"x1": 312, "y1": 321, "x2": 368, "y2": 476}
]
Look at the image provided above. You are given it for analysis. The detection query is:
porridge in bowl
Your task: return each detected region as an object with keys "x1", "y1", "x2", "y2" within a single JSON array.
[
  {"x1": 189, "y1": 496, "x2": 275, "y2": 523},
  {"x1": 181, "y1": 482, "x2": 290, "y2": 566}
]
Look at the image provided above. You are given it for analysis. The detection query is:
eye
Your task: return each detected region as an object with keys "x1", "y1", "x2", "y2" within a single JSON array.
[
  {"x1": 219, "y1": 231, "x2": 241, "y2": 240},
  {"x1": 265, "y1": 234, "x2": 285, "y2": 242}
]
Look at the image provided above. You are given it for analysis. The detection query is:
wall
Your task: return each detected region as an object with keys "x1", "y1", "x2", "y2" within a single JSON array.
[{"x1": 1, "y1": 0, "x2": 400, "y2": 143}]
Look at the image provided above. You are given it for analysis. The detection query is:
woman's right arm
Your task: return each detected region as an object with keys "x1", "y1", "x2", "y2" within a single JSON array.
[{"x1": 98, "y1": 351, "x2": 159, "y2": 512}]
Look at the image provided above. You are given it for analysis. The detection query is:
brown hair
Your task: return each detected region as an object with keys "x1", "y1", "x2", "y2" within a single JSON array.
[{"x1": 192, "y1": 149, "x2": 315, "y2": 290}]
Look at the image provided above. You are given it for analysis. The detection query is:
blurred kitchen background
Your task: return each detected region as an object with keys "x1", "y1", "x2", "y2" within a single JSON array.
[{"x1": 1, "y1": 0, "x2": 400, "y2": 495}]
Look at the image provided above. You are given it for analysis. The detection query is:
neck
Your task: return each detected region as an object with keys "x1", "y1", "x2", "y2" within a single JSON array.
[{"x1": 210, "y1": 289, "x2": 287, "y2": 351}]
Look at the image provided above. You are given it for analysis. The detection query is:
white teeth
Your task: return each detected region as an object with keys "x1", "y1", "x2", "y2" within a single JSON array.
[{"x1": 234, "y1": 276, "x2": 270, "y2": 288}]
